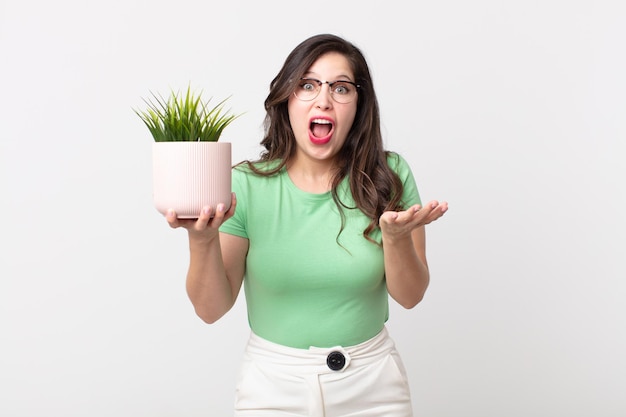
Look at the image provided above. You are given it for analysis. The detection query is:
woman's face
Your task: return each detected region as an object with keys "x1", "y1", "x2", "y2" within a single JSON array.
[{"x1": 287, "y1": 52, "x2": 358, "y2": 167}]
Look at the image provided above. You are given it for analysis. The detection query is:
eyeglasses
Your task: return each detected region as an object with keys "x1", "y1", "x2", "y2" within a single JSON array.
[{"x1": 293, "y1": 78, "x2": 360, "y2": 104}]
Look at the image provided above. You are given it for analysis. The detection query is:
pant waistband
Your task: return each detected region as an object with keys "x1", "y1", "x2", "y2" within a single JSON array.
[{"x1": 244, "y1": 327, "x2": 396, "y2": 374}]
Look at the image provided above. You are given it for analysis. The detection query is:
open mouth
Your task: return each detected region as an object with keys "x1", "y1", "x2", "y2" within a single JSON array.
[{"x1": 309, "y1": 118, "x2": 334, "y2": 144}]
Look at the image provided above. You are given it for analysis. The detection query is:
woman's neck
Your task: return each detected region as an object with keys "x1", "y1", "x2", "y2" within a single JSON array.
[{"x1": 285, "y1": 156, "x2": 337, "y2": 194}]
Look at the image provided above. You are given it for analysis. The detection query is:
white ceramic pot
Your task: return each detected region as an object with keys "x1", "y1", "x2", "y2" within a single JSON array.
[{"x1": 152, "y1": 142, "x2": 232, "y2": 218}]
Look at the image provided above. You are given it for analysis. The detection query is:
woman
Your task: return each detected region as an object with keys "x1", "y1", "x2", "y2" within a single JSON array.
[{"x1": 166, "y1": 34, "x2": 448, "y2": 417}]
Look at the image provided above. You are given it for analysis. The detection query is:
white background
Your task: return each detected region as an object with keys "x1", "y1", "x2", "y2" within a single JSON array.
[{"x1": 1, "y1": 1, "x2": 624, "y2": 416}]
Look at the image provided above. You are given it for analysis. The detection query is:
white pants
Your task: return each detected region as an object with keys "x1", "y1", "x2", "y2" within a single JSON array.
[{"x1": 234, "y1": 327, "x2": 413, "y2": 417}]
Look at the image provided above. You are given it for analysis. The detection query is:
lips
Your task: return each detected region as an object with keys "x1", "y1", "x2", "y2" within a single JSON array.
[{"x1": 309, "y1": 117, "x2": 334, "y2": 145}]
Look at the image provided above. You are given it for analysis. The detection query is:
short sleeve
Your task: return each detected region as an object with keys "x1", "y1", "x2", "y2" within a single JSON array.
[
  {"x1": 219, "y1": 166, "x2": 249, "y2": 238},
  {"x1": 387, "y1": 152, "x2": 421, "y2": 208}
]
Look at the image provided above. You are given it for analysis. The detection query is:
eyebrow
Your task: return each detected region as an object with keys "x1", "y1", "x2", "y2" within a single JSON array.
[{"x1": 303, "y1": 72, "x2": 355, "y2": 82}]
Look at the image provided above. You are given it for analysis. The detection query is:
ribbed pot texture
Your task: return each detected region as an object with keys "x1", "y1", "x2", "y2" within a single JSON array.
[{"x1": 152, "y1": 142, "x2": 232, "y2": 218}]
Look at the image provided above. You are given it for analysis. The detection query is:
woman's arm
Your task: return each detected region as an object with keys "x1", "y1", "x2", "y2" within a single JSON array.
[
  {"x1": 380, "y1": 200, "x2": 448, "y2": 309},
  {"x1": 167, "y1": 193, "x2": 249, "y2": 323},
  {"x1": 186, "y1": 231, "x2": 248, "y2": 323}
]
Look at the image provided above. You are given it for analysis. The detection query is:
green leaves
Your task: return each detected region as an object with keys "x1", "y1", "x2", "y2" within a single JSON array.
[{"x1": 134, "y1": 86, "x2": 239, "y2": 142}]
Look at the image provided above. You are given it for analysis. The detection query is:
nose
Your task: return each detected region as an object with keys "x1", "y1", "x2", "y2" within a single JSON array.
[{"x1": 315, "y1": 83, "x2": 333, "y2": 110}]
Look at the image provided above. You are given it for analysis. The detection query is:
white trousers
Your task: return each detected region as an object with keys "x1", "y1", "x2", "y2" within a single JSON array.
[{"x1": 234, "y1": 327, "x2": 413, "y2": 417}]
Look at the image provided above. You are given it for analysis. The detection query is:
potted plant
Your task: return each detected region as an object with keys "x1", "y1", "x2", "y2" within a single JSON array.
[{"x1": 135, "y1": 86, "x2": 239, "y2": 218}]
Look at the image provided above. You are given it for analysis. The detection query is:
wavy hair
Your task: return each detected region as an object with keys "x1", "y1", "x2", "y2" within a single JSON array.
[{"x1": 244, "y1": 34, "x2": 405, "y2": 243}]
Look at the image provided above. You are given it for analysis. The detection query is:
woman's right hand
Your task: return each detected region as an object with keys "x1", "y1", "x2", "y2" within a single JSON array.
[{"x1": 165, "y1": 192, "x2": 237, "y2": 244}]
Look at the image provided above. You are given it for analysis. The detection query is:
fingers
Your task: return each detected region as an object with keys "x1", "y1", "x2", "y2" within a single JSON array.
[
  {"x1": 419, "y1": 200, "x2": 448, "y2": 225},
  {"x1": 226, "y1": 192, "x2": 237, "y2": 217},
  {"x1": 166, "y1": 209, "x2": 180, "y2": 228},
  {"x1": 165, "y1": 193, "x2": 238, "y2": 232},
  {"x1": 381, "y1": 200, "x2": 448, "y2": 228},
  {"x1": 200, "y1": 193, "x2": 237, "y2": 229},
  {"x1": 196, "y1": 205, "x2": 215, "y2": 229}
]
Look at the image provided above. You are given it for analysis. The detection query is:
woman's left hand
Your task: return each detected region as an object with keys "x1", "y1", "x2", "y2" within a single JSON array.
[{"x1": 379, "y1": 200, "x2": 448, "y2": 241}]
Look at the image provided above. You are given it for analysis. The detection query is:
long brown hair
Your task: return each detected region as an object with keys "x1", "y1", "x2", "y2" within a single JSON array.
[{"x1": 245, "y1": 34, "x2": 405, "y2": 243}]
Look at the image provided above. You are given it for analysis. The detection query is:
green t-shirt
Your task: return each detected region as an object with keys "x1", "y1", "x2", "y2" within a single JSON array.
[{"x1": 220, "y1": 153, "x2": 421, "y2": 349}]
